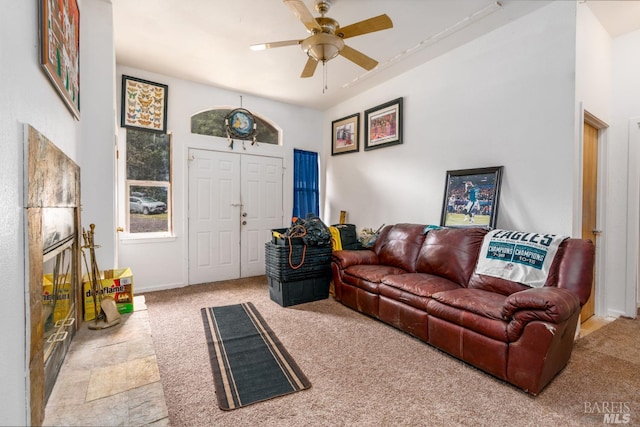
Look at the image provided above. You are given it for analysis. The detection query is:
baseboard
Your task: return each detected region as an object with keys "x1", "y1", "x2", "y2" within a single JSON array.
[
  {"x1": 607, "y1": 309, "x2": 627, "y2": 318},
  {"x1": 137, "y1": 282, "x2": 187, "y2": 294}
]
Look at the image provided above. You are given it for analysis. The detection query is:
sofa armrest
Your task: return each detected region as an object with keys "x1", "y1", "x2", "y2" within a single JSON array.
[
  {"x1": 332, "y1": 249, "x2": 378, "y2": 269},
  {"x1": 502, "y1": 287, "x2": 580, "y2": 341}
]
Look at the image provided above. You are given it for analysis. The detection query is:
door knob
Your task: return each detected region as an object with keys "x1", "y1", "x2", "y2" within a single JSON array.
[{"x1": 242, "y1": 221, "x2": 247, "y2": 225}]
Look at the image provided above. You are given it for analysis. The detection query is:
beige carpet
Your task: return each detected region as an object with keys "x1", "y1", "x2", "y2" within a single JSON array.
[{"x1": 143, "y1": 277, "x2": 640, "y2": 426}]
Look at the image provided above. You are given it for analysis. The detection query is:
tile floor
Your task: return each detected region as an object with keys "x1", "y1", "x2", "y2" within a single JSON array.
[
  {"x1": 42, "y1": 294, "x2": 612, "y2": 426},
  {"x1": 43, "y1": 295, "x2": 169, "y2": 426}
]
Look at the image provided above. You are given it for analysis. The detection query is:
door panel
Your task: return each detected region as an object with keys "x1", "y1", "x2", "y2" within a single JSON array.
[{"x1": 188, "y1": 149, "x2": 241, "y2": 284}]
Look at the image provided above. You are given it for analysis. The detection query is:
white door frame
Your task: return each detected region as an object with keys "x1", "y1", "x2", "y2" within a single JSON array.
[{"x1": 626, "y1": 117, "x2": 640, "y2": 317}]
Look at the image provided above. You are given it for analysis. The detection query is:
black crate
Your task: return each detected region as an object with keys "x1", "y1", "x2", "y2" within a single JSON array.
[
  {"x1": 332, "y1": 224, "x2": 358, "y2": 246},
  {"x1": 268, "y1": 275, "x2": 331, "y2": 307},
  {"x1": 264, "y1": 242, "x2": 332, "y2": 281}
]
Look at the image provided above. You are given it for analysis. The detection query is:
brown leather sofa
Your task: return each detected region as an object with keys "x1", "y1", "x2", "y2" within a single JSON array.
[{"x1": 330, "y1": 224, "x2": 595, "y2": 395}]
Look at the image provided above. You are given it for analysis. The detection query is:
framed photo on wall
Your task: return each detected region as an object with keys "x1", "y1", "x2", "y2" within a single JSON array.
[
  {"x1": 440, "y1": 166, "x2": 504, "y2": 228},
  {"x1": 121, "y1": 75, "x2": 169, "y2": 133},
  {"x1": 364, "y1": 97, "x2": 403, "y2": 151},
  {"x1": 40, "y1": 0, "x2": 81, "y2": 119},
  {"x1": 331, "y1": 113, "x2": 360, "y2": 155}
]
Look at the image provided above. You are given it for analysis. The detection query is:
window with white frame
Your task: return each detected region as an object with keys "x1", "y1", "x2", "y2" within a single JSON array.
[
  {"x1": 191, "y1": 108, "x2": 280, "y2": 144},
  {"x1": 125, "y1": 128, "x2": 172, "y2": 234}
]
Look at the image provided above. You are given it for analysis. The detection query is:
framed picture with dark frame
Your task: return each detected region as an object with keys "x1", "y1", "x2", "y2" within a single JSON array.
[
  {"x1": 364, "y1": 97, "x2": 403, "y2": 151},
  {"x1": 331, "y1": 113, "x2": 360, "y2": 155},
  {"x1": 40, "y1": 0, "x2": 81, "y2": 119},
  {"x1": 440, "y1": 166, "x2": 504, "y2": 228},
  {"x1": 121, "y1": 75, "x2": 169, "y2": 133}
]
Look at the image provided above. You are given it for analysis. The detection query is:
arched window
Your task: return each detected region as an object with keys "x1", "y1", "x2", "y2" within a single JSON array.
[{"x1": 191, "y1": 108, "x2": 280, "y2": 145}]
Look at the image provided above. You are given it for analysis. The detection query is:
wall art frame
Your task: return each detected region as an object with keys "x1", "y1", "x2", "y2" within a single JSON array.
[
  {"x1": 40, "y1": 0, "x2": 81, "y2": 120},
  {"x1": 121, "y1": 75, "x2": 169, "y2": 133},
  {"x1": 364, "y1": 97, "x2": 403, "y2": 151},
  {"x1": 331, "y1": 113, "x2": 360, "y2": 155},
  {"x1": 440, "y1": 166, "x2": 504, "y2": 229}
]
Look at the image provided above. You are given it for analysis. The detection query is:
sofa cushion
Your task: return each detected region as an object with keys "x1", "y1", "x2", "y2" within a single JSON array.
[
  {"x1": 379, "y1": 273, "x2": 461, "y2": 311},
  {"x1": 343, "y1": 265, "x2": 407, "y2": 293},
  {"x1": 468, "y1": 239, "x2": 595, "y2": 303},
  {"x1": 374, "y1": 224, "x2": 427, "y2": 273},
  {"x1": 430, "y1": 288, "x2": 506, "y2": 320},
  {"x1": 427, "y1": 288, "x2": 509, "y2": 341},
  {"x1": 467, "y1": 273, "x2": 530, "y2": 296},
  {"x1": 415, "y1": 227, "x2": 487, "y2": 286}
]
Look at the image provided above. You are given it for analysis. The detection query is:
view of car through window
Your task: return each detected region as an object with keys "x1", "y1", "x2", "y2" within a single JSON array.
[
  {"x1": 126, "y1": 127, "x2": 171, "y2": 234},
  {"x1": 129, "y1": 196, "x2": 167, "y2": 215}
]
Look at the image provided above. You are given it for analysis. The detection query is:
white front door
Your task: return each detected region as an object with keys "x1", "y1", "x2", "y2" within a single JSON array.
[
  {"x1": 240, "y1": 155, "x2": 283, "y2": 277},
  {"x1": 188, "y1": 149, "x2": 283, "y2": 284}
]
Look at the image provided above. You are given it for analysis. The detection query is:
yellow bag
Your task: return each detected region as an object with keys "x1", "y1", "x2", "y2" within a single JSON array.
[{"x1": 329, "y1": 226, "x2": 342, "y2": 251}]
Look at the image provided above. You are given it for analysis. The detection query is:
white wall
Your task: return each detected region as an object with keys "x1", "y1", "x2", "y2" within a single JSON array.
[
  {"x1": 323, "y1": 2, "x2": 577, "y2": 235},
  {"x1": 0, "y1": 3, "x2": 80, "y2": 424},
  {"x1": 0, "y1": 1, "x2": 114, "y2": 423},
  {"x1": 80, "y1": 0, "x2": 117, "y2": 271},
  {"x1": 576, "y1": 3, "x2": 612, "y2": 125},
  {"x1": 116, "y1": 66, "x2": 323, "y2": 292}
]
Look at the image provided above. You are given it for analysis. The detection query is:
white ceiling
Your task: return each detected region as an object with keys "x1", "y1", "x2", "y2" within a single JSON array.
[{"x1": 112, "y1": 0, "x2": 640, "y2": 111}]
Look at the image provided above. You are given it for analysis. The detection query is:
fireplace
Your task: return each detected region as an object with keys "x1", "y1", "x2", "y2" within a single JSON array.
[{"x1": 26, "y1": 125, "x2": 81, "y2": 425}]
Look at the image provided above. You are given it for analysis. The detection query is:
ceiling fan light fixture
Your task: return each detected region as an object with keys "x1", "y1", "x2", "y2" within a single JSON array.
[{"x1": 301, "y1": 33, "x2": 344, "y2": 63}]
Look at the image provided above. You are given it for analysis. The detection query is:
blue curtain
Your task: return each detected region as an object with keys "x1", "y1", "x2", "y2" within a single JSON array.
[{"x1": 293, "y1": 149, "x2": 319, "y2": 220}]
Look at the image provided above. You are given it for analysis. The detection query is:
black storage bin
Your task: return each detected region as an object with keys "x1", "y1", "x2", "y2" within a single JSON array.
[
  {"x1": 264, "y1": 242, "x2": 332, "y2": 281},
  {"x1": 268, "y1": 275, "x2": 331, "y2": 307},
  {"x1": 332, "y1": 224, "x2": 358, "y2": 246}
]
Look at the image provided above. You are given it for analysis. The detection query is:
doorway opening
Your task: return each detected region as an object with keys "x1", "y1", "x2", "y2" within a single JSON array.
[{"x1": 580, "y1": 110, "x2": 607, "y2": 323}]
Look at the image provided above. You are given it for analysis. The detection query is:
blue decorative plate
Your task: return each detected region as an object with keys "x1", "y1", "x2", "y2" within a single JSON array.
[{"x1": 225, "y1": 108, "x2": 256, "y2": 140}]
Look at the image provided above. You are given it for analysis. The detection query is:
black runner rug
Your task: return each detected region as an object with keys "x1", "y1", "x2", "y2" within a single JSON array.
[{"x1": 201, "y1": 302, "x2": 311, "y2": 410}]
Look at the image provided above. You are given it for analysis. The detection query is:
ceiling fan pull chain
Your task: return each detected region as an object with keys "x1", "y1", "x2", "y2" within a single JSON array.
[{"x1": 323, "y1": 61, "x2": 328, "y2": 93}]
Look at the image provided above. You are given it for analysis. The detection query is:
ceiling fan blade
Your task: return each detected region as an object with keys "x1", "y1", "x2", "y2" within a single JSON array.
[
  {"x1": 301, "y1": 57, "x2": 319, "y2": 78},
  {"x1": 338, "y1": 14, "x2": 393, "y2": 39},
  {"x1": 340, "y1": 45, "x2": 378, "y2": 71},
  {"x1": 284, "y1": 0, "x2": 321, "y2": 33},
  {"x1": 250, "y1": 39, "x2": 302, "y2": 51}
]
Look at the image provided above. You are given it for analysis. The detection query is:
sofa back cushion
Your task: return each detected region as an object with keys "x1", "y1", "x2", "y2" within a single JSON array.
[
  {"x1": 373, "y1": 224, "x2": 427, "y2": 273},
  {"x1": 467, "y1": 273, "x2": 529, "y2": 296},
  {"x1": 468, "y1": 238, "x2": 595, "y2": 303},
  {"x1": 416, "y1": 227, "x2": 487, "y2": 286}
]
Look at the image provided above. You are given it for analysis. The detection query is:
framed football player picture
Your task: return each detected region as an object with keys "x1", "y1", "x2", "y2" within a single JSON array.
[{"x1": 440, "y1": 166, "x2": 503, "y2": 228}]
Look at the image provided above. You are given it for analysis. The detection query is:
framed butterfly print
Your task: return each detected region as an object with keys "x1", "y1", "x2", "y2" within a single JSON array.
[{"x1": 121, "y1": 75, "x2": 169, "y2": 133}]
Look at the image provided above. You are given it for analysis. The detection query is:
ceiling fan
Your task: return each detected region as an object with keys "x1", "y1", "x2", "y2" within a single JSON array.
[{"x1": 250, "y1": 0, "x2": 393, "y2": 78}]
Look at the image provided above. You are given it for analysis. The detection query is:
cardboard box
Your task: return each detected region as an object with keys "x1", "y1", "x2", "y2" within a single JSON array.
[
  {"x1": 43, "y1": 274, "x2": 71, "y2": 323},
  {"x1": 83, "y1": 268, "x2": 134, "y2": 321}
]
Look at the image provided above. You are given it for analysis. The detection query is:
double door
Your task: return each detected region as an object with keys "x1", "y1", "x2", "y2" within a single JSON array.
[{"x1": 188, "y1": 149, "x2": 283, "y2": 284}]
